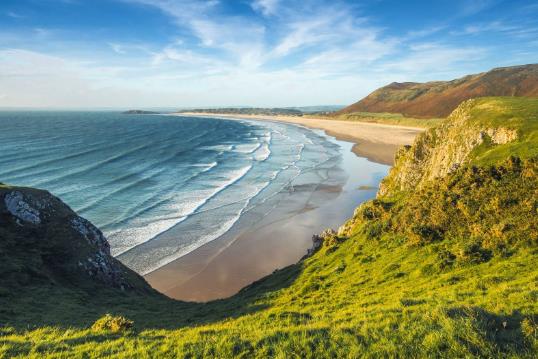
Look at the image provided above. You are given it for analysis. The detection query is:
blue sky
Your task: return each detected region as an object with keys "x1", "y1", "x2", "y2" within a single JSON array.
[{"x1": 1, "y1": 0, "x2": 537, "y2": 108}]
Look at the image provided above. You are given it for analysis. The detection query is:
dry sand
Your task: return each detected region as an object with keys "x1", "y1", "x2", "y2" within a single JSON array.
[{"x1": 176, "y1": 113, "x2": 424, "y2": 165}]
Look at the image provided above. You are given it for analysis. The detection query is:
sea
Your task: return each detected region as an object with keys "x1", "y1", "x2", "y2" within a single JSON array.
[{"x1": 0, "y1": 111, "x2": 392, "y2": 275}]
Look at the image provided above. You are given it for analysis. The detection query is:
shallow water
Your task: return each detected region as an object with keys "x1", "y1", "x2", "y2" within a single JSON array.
[{"x1": 0, "y1": 111, "x2": 356, "y2": 275}]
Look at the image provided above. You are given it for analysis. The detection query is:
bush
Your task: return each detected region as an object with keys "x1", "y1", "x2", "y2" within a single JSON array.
[
  {"x1": 364, "y1": 221, "x2": 384, "y2": 240},
  {"x1": 319, "y1": 229, "x2": 339, "y2": 248},
  {"x1": 521, "y1": 317, "x2": 538, "y2": 339},
  {"x1": 91, "y1": 314, "x2": 133, "y2": 332},
  {"x1": 437, "y1": 248, "x2": 456, "y2": 269},
  {"x1": 409, "y1": 224, "x2": 443, "y2": 245},
  {"x1": 456, "y1": 242, "x2": 492, "y2": 265}
]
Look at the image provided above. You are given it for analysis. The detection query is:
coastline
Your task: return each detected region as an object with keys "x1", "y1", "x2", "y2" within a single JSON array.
[
  {"x1": 144, "y1": 115, "x2": 421, "y2": 302},
  {"x1": 175, "y1": 112, "x2": 424, "y2": 165}
]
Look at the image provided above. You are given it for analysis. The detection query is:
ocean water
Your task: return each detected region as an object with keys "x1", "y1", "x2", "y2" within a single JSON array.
[{"x1": 0, "y1": 111, "x2": 346, "y2": 274}]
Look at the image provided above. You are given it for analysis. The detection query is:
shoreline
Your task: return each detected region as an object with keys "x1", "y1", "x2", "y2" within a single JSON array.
[
  {"x1": 144, "y1": 114, "x2": 421, "y2": 302},
  {"x1": 175, "y1": 112, "x2": 424, "y2": 165}
]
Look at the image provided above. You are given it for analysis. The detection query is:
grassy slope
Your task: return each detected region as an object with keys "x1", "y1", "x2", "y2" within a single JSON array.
[
  {"x1": 1, "y1": 97, "x2": 538, "y2": 358},
  {"x1": 469, "y1": 97, "x2": 538, "y2": 165},
  {"x1": 312, "y1": 111, "x2": 444, "y2": 128}
]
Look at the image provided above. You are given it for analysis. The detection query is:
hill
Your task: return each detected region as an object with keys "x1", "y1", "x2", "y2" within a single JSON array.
[
  {"x1": 179, "y1": 107, "x2": 304, "y2": 116},
  {"x1": 339, "y1": 64, "x2": 538, "y2": 118},
  {"x1": 1, "y1": 97, "x2": 537, "y2": 357},
  {"x1": 122, "y1": 110, "x2": 160, "y2": 115}
]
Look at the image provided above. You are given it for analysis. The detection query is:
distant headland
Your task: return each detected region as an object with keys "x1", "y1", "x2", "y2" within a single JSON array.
[{"x1": 122, "y1": 110, "x2": 160, "y2": 115}]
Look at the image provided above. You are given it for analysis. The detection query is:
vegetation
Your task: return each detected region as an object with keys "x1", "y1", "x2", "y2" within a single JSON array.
[
  {"x1": 179, "y1": 107, "x2": 304, "y2": 116},
  {"x1": 0, "y1": 97, "x2": 537, "y2": 357},
  {"x1": 315, "y1": 111, "x2": 443, "y2": 128},
  {"x1": 91, "y1": 314, "x2": 134, "y2": 333}
]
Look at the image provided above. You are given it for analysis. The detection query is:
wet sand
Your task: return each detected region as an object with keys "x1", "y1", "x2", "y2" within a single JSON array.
[
  {"x1": 145, "y1": 116, "x2": 421, "y2": 302},
  {"x1": 177, "y1": 113, "x2": 424, "y2": 165},
  {"x1": 145, "y1": 131, "x2": 392, "y2": 302}
]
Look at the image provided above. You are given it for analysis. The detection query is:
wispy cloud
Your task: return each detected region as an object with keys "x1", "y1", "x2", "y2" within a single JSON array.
[
  {"x1": 109, "y1": 43, "x2": 126, "y2": 54},
  {"x1": 460, "y1": 0, "x2": 501, "y2": 16},
  {"x1": 251, "y1": 0, "x2": 279, "y2": 16},
  {"x1": 6, "y1": 11, "x2": 25, "y2": 19}
]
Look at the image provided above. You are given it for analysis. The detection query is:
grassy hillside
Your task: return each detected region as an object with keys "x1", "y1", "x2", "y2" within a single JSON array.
[
  {"x1": 1, "y1": 97, "x2": 538, "y2": 357},
  {"x1": 339, "y1": 64, "x2": 538, "y2": 118},
  {"x1": 311, "y1": 111, "x2": 443, "y2": 128}
]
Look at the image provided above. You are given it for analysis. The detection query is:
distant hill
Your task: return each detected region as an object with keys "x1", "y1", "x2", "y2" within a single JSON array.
[
  {"x1": 123, "y1": 110, "x2": 160, "y2": 115},
  {"x1": 180, "y1": 107, "x2": 304, "y2": 116},
  {"x1": 339, "y1": 64, "x2": 538, "y2": 118},
  {"x1": 286, "y1": 105, "x2": 346, "y2": 113}
]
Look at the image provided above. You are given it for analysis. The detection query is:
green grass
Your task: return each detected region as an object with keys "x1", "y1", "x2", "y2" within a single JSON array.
[
  {"x1": 1, "y1": 97, "x2": 537, "y2": 357},
  {"x1": 308, "y1": 111, "x2": 444, "y2": 128},
  {"x1": 1, "y1": 221, "x2": 537, "y2": 357},
  {"x1": 469, "y1": 97, "x2": 538, "y2": 165}
]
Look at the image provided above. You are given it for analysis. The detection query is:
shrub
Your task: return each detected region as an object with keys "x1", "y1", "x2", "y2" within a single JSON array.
[
  {"x1": 409, "y1": 224, "x2": 443, "y2": 245},
  {"x1": 437, "y1": 248, "x2": 456, "y2": 269},
  {"x1": 364, "y1": 221, "x2": 384, "y2": 240},
  {"x1": 91, "y1": 314, "x2": 133, "y2": 332},
  {"x1": 521, "y1": 317, "x2": 538, "y2": 339},
  {"x1": 319, "y1": 229, "x2": 339, "y2": 248},
  {"x1": 456, "y1": 242, "x2": 492, "y2": 265}
]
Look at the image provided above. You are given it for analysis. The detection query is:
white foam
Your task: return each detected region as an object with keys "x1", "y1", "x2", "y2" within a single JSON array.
[
  {"x1": 201, "y1": 144, "x2": 233, "y2": 152},
  {"x1": 233, "y1": 142, "x2": 262, "y2": 154},
  {"x1": 254, "y1": 143, "x2": 271, "y2": 161},
  {"x1": 137, "y1": 172, "x2": 274, "y2": 275},
  {"x1": 110, "y1": 165, "x2": 252, "y2": 256}
]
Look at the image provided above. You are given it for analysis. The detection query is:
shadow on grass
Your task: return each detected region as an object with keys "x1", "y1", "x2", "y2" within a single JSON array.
[
  {"x1": 0, "y1": 261, "x2": 304, "y2": 332},
  {"x1": 445, "y1": 306, "x2": 537, "y2": 355}
]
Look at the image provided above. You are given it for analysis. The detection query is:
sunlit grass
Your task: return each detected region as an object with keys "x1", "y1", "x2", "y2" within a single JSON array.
[
  {"x1": 1, "y1": 97, "x2": 537, "y2": 357},
  {"x1": 307, "y1": 111, "x2": 444, "y2": 128}
]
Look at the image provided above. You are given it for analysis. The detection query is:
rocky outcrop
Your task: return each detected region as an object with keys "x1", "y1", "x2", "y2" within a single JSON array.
[
  {"x1": 304, "y1": 229, "x2": 339, "y2": 258},
  {"x1": 0, "y1": 185, "x2": 152, "y2": 292},
  {"x1": 5, "y1": 191, "x2": 43, "y2": 225},
  {"x1": 378, "y1": 99, "x2": 519, "y2": 197}
]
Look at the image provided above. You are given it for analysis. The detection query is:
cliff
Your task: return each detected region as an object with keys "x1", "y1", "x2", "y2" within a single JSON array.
[
  {"x1": 339, "y1": 96, "x2": 538, "y2": 252},
  {"x1": 0, "y1": 184, "x2": 153, "y2": 293},
  {"x1": 339, "y1": 64, "x2": 538, "y2": 118},
  {"x1": 378, "y1": 97, "x2": 537, "y2": 196}
]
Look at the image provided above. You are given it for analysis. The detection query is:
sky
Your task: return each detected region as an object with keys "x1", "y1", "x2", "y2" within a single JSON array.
[{"x1": 0, "y1": 0, "x2": 537, "y2": 108}]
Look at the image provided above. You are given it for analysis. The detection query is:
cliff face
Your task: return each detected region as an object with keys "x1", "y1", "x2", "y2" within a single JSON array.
[
  {"x1": 339, "y1": 64, "x2": 538, "y2": 118},
  {"x1": 378, "y1": 97, "x2": 528, "y2": 197},
  {"x1": 0, "y1": 185, "x2": 152, "y2": 292},
  {"x1": 338, "y1": 96, "x2": 538, "y2": 254}
]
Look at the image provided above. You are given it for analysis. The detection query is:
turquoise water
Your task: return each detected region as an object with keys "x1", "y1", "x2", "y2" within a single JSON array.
[{"x1": 0, "y1": 112, "x2": 347, "y2": 274}]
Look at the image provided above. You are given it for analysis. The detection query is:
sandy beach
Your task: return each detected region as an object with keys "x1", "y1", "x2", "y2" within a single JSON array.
[
  {"x1": 176, "y1": 113, "x2": 424, "y2": 165},
  {"x1": 145, "y1": 114, "x2": 423, "y2": 302}
]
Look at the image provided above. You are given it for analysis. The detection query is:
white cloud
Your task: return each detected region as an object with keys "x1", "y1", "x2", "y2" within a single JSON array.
[{"x1": 251, "y1": 0, "x2": 279, "y2": 16}]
